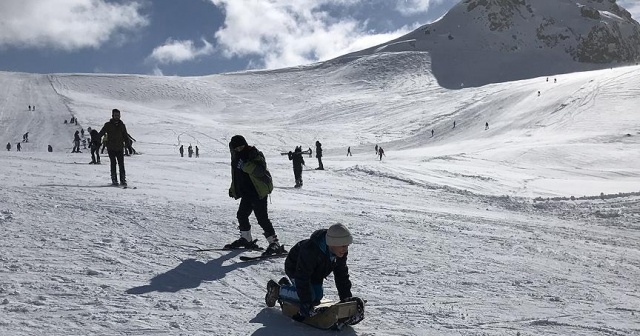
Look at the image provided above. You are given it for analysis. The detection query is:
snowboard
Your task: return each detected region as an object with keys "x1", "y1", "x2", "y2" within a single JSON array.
[{"x1": 279, "y1": 298, "x2": 364, "y2": 330}]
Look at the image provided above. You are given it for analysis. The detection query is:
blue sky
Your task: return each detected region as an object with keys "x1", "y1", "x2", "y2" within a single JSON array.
[{"x1": 0, "y1": 0, "x2": 638, "y2": 76}]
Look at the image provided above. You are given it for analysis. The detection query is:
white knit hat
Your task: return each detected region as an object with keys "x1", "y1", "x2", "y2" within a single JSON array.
[{"x1": 326, "y1": 223, "x2": 353, "y2": 246}]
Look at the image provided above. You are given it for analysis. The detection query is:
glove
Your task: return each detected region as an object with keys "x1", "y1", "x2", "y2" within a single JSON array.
[{"x1": 236, "y1": 159, "x2": 244, "y2": 169}]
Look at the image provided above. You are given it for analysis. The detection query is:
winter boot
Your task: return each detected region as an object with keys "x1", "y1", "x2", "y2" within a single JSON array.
[
  {"x1": 111, "y1": 179, "x2": 119, "y2": 186},
  {"x1": 265, "y1": 280, "x2": 280, "y2": 307},
  {"x1": 224, "y1": 231, "x2": 261, "y2": 250},
  {"x1": 262, "y1": 235, "x2": 286, "y2": 256}
]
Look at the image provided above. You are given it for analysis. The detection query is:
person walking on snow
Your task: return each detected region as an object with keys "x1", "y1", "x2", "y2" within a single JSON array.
[
  {"x1": 98, "y1": 108, "x2": 130, "y2": 186},
  {"x1": 188, "y1": 144, "x2": 193, "y2": 158},
  {"x1": 265, "y1": 223, "x2": 362, "y2": 323},
  {"x1": 315, "y1": 140, "x2": 324, "y2": 170},
  {"x1": 375, "y1": 144, "x2": 378, "y2": 155},
  {"x1": 195, "y1": 146, "x2": 199, "y2": 158},
  {"x1": 288, "y1": 146, "x2": 305, "y2": 188},
  {"x1": 378, "y1": 147, "x2": 385, "y2": 161},
  {"x1": 16, "y1": 142, "x2": 21, "y2": 151},
  {"x1": 179, "y1": 145, "x2": 184, "y2": 157},
  {"x1": 226, "y1": 135, "x2": 284, "y2": 256},
  {"x1": 485, "y1": 122, "x2": 489, "y2": 130},
  {"x1": 347, "y1": 146, "x2": 352, "y2": 156}
]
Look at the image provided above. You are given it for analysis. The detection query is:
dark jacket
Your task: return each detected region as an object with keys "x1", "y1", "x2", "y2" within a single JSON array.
[
  {"x1": 315, "y1": 141, "x2": 322, "y2": 158},
  {"x1": 89, "y1": 130, "x2": 101, "y2": 148},
  {"x1": 98, "y1": 119, "x2": 129, "y2": 151},
  {"x1": 73, "y1": 131, "x2": 80, "y2": 142},
  {"x1": 285, "y1": 229, "x2": 352, "y2": 305},
  {"x1": 288, "y1": 149, "x2": 305, "y2": 171},
  {"x1": 229, "y1": 146, "x2": 273, "y2": 200}
]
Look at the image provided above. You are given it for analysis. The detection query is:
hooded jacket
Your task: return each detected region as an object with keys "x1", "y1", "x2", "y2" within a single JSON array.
[
  {"x1": 285, "y1": 229, "x2": 352, "y2": 305},
  {"x1": 229, "y1": 146, "x2": 273, "y2": 200}
]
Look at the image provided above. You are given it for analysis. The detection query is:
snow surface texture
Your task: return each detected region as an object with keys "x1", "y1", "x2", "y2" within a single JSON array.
[{"x1": 1, "y1": 58, "x2": 640, "y2": 334}]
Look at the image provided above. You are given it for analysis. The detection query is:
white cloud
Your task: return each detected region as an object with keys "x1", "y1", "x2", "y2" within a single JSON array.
[
  {"x1": 618, "y1": 1, "x2": 640, "y2": 21},
  {"x1": 395, "y1": 0, "x2": 443, "y2": 16},
  {"x1": 0, "y1": 0, "x2": 148, "y2": 50},
  {"x1": 210, "y1": 0, "x2": 413, "y2": 69},
  {"x1": 147, "y1": 38, "x2": 214, "y2": 64}
]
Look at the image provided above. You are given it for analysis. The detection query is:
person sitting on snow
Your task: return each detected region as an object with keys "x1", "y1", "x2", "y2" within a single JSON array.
[{"x1": 265, "y1": 224, "x2": 360, "y2": 321}]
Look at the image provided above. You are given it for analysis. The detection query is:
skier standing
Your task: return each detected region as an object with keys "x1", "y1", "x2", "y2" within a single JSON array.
[
  {"x1": 89, "y1": 129, "x2": 101, "y2": 164},
  {"x1": 72, "y1": 130, "x2": 81, "y2": 153},
  {"x1": 179, "y1": 145, "x2": 184, "y2": 157},
  {"x1": 5, "y1": 142, "x2": 10, "y2": 151},
  {"x1": 315, "y1": 140, "x2": 324, "y2": 170},
  {"x1": 347, "y1": 147, "x2": 352, "y2": 156},
  {"x1": 288, "y1": 146, "x2": 305, "y2": 188},
  {"x1": 188, "y1": 144, "x2": 193, "y2": 158},
  {"x1": 378, "y1": 147, "x2": 385, "y2": 161},
  {"x1": 98, "y1": 108, "x2": 130, "y2": 186},
  {"x1": 226, "y1": 135, "x2": 284, "y2": 256}
]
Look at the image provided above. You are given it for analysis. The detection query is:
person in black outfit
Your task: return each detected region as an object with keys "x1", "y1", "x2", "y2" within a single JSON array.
[
  {"x1": 288, "y1": 146, "x2": 305, "y2": 188},
  {"x1": 226, "y1": 135, "x2": 284, "y2": 256},
  {"x1": 179, "y1": 145, "x2": 184, "y2": 157},
  {"x1": 98, "y1": 109, "x2": 130, "y2": 186},
  {"x1": 89, "y1": 129, "x2": 101, "y2": 164},
  {"x1": 315, "y1": 140, "x2": 324, "y2": 170}
]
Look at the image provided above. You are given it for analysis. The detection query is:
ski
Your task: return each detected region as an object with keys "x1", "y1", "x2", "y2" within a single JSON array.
[
  {"x1": 239, "y1": 252, "x2": 288, "y2": 262},
  {"x1": 194, "y1": 247, "x2": 263, "y2": 252}
]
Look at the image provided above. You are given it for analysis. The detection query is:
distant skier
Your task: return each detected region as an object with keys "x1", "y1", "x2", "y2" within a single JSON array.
[
  {"x1": 431, "y1": 129, "x2": 434, "y2": 137},
  {"x1": 81, "y1": 128, "x2": 85, "y2": 137},
  {"x1": 28, "y1": 105, "x2": 31, "y2": 111},
  {"x1": 89, "y1": 129, "x2": 101, "y2": 164},
  {"x1": 308, "y1": 147, "x2": 312, "y2": 158},
  {"x1": 72, "y1": 130, "x2": 81, "y2": 153},
  {"x1": 315, "y1": 140, "x2": 324, "y2": 170},
  {"x1": 47, "y1": 145, "x2": 53, "y2": 152},
  {"x1": 378, "y1": 147, "x2": 385, "y2": 161},
  {"x1": 23, "y1": 132, "x2": 29, "y2": 142},
  {"x1": 375, "y1": 144, "x2": 378, "y2": 155},
  {"x1": 188, "y1": 144, "x2": 193, "y2": 158},
  {"x1": 453, "y1": 121, "x2": 456, "y2": 129},
  {"x1": 124, "y1": 134, "x2": 136, "y2": 156},
  {"x1": 265, "y1": 223, "x2": 357, "y2": 322},
  {"x1": 179, "y1": 145, "x2": 184, "y2": 157},
  {"x1": 16, "y1": 142, "x2": 21, "y2": 152},
  {"x1": 347, "y1": 146, "x2": 352, "y2": 156},
  {"x1": 288, "y1": 146, "x2": 305, "y2": 188},
  {"x1": 6, "y1": 142, "x2": 10, "y2": 151},
  {"x1": 195, "y1": 146, "x2": 199, "y2": 158},
  {"x1": 98, "y1": 108, "x2": 130, "y2": 186},
  {"x1": 485, "y1": 122, "x2": 489, "y2": 130}
]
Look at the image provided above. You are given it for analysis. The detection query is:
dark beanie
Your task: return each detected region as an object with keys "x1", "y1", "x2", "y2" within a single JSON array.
[
  {"x1": 112, "y1": 108, "x2": 120, "y2": 114},
  {"x1": 229, "y1": 135, "x2": 248, "y2": 148}
]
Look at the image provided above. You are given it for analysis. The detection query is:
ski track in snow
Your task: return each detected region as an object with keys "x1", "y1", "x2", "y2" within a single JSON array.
[{"x1": 1, "y1": 61, "x2": 640, "y2": 335}]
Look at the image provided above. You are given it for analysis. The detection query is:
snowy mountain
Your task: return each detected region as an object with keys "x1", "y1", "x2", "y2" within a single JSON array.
[
  {"x1": 337, "y1": 0, "x2": 640, "y2": 88},
  {"x1": 1, "y1": 2, "x2": 640, "y2": 334}
]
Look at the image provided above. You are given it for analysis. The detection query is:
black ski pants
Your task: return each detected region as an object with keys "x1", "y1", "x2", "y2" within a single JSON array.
[
  {"x1": 237, "y1": 196, "x2": 275, "y2": 238},
  {"x1": 91, "y1": 146, "x2": 101, "y2": 163},
  {"x1": 107, "y1": 149, "x2": 126, "y2": 183}
]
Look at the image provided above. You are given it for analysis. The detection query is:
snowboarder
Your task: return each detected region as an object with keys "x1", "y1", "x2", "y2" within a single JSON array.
[
  {"x1": 315, "y1": 140, "x2": 324, "y2": 170},
  {"x1": 188, "y1": 144, "x2": 193, "y2": 158},
  {"x1": 347, "y1": 147, "x2": 352, "y2": 156},
  {"x1": 485, "y1": 122, "x2": 489, "y2": 130},
  {"x1": 378, "y1": 147, "x2": 385, "y2": 161},
  {"x1": 72, "y1": 130, "x2": 81, "y2": 153},
  {"x1": 288, "y1": 146, "x2": 305, "y2": 188},
  {"x1": 226, "y1": 135, "x2": 283, "y2": 256},
  {"x1": 6, "y1": 142, "x2": 10, "y2": 151},
  {"x1": 195, "y1": 146, "x2": 199, "y2": 158},
  {"x1": 179, "y1": 145, "x2": 184, "y2": 157},
  {"x1": 89, "y1": 129, "x2": 101, "y2": 164},
  {"x1": 16, "y1": 142, "x2": 21, "y2": 151},
  {"x1": 98, "y1": 108, "x2": 130, "y2": 186},
  {"x1": 265, "y1": 223, "x2": 355, "y2": 319}
]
